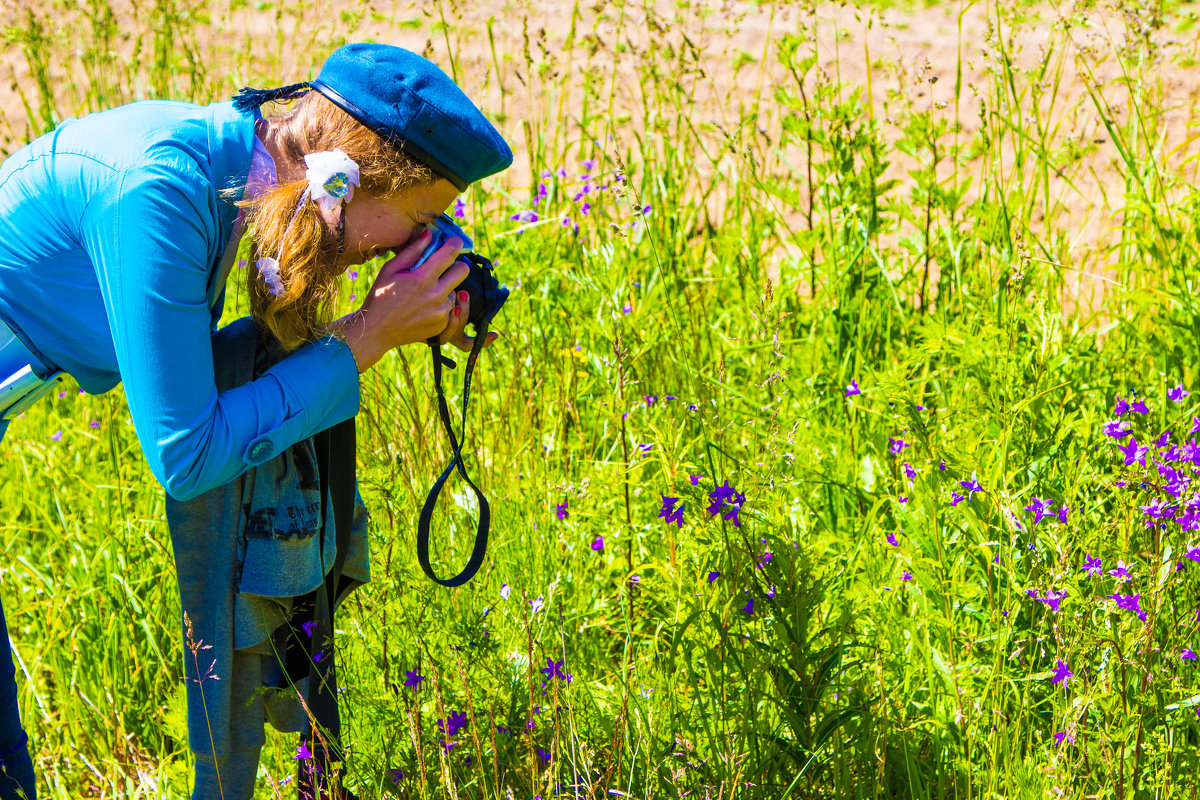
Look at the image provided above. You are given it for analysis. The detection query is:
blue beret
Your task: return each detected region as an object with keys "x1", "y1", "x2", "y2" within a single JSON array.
[{"x1": 233, "y1": 44, "x2": 513, "y2": 191}]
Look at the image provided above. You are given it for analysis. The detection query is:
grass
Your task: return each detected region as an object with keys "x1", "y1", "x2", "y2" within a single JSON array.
[{"x1": 4, "y1": 0, "x2": 1200, "y2": 797}]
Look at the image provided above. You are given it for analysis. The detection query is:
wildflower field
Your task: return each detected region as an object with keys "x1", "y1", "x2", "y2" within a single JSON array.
[{"x1": 8, "y1": 0, "x2": 1200, "y2": 796}]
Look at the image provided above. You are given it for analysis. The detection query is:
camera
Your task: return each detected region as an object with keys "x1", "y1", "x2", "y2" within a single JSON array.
[{"x1": 412, "y1": 214, "x2": 508, "y2": 328}]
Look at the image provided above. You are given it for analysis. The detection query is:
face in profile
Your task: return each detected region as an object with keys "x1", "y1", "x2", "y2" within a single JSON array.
[{"x1": 338, "y1": 179, "x2": 461, "y2": 267}]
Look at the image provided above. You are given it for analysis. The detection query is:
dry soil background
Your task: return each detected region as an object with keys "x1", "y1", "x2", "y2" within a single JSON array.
[{"x1": 3, "y1": 0, "x2": 1200, "y2": 305}]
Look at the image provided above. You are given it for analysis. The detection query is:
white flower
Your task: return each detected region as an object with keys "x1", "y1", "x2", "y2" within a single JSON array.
[
  {"x1": 256, "y1": 256, "x2": 285, "y2": 296},
  {"x1": 303, "y1": 148, "x2": 360, "y2": 212}
]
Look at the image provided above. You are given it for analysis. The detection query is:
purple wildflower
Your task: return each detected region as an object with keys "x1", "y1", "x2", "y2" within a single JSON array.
[
  {"x1": 1116, "y1": 437, "x2": 1149, "y2": 466},
  {"x1": 1103, "y1": 419, "x2": 1132, "y2": 438},
  {"x1": 1106, "y1": 592, "x2": 1147, "y2": 621},
  {"x1": 1024, "y1": 497, "x2": 1048, "y2": 524},
  {"x1": 845, "y1": 379, "x2": 861, "y2": 397},
  {"x1": 404, "y1": 670, "x2": 424, "y2": 689},
  {"x1": 706, "y1": 480, "x2": 746, "y2": 526},
  {"x1": 1039, "y1": 589, "x2": 1067, "y2": 613},
  {"x1": 541, "y1": 658, "x2": 567, "y2": 681},
  {"x1": 658, "y1": 495, "x2": 680, "y2": 522},
  {"x1": 1170, "y1": 385, "x2": 1190, "y2": 402},
  {"x1": 959, "y1": 470, "x2": 983, "y2": 499},
  {"x1": 1141, "y1": 497, "x2": 1169, "y2": 519},
  {"x1": 1050, "y1": 658, "x2": 1073, "y2": 686},
  {"x1": 1081, "y1": 555, "x2": 1102, "y2": 577}
]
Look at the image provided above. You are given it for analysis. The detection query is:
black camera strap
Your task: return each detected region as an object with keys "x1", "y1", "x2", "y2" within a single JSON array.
[{"x1": 416, "y1": 327, "x2": 490, "y2": 587}]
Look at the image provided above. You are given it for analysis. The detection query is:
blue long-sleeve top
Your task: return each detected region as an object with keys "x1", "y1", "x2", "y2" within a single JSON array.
[{"x1": 0, "y1": 99, "x2": 361, "y2": 501}]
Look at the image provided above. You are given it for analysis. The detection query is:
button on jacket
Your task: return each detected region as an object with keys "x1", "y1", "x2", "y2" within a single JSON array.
[{"x1": 0, "y1": 99, "x2": 360, "y2": 500}]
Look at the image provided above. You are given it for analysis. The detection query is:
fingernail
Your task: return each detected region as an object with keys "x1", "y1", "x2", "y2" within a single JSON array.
[
  {"x1": 455, "y1": 307, "x2": 462, "y2": 318},
  {"x1": 458, "y1": 290, "x2": 468, "y2": 302}
]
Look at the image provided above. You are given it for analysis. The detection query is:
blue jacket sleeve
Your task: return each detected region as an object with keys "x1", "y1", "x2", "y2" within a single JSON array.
[{"x1": 79, "y1": 158, "x2": 360, "y2": 501}]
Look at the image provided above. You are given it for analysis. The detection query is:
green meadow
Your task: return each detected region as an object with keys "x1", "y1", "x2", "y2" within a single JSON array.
[{"x1": 5, "y1": 0, "x2": 1200, "y2": 796}]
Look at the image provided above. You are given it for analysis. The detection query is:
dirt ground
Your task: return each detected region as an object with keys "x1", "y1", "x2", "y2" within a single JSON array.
[{"x1": 3, "y1": 0, "x2": 1200, "y2": 305}]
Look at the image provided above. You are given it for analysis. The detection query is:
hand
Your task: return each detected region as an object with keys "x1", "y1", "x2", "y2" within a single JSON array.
[
  {"x1": 341, "y1": 230, "x2": 469, "y2": 371},
  {"x1": 438, "y1": 290, "x2": 502, "y2": 353}
]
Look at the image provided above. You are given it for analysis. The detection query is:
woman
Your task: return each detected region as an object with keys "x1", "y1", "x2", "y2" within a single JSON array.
[{"x1": 0, "y1": 43, "x2": 512, "y2": 798}]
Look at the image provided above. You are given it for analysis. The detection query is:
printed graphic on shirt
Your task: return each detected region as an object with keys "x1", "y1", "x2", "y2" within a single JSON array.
[{"x1": 241, "y1": 443, "x2": 322, "y2": 541}]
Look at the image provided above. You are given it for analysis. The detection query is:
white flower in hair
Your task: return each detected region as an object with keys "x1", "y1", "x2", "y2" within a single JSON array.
[
  {"x1": 256, "y1": 256, "x2": 285, "y2": 296},
  {"x1": 303, "y1": 149, "x2": 360, "y2": 212}
]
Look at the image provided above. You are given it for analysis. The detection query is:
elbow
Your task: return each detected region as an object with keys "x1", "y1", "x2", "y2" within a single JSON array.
[
  {"x1": 162, "y1": 475, "x2": 207, "y2": 503},
  {"x1": 154, "y1": 433, "x2": 245, "y2": 502}
]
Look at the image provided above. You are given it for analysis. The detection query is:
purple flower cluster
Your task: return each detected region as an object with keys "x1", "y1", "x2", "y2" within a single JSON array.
[
  {"x1": 658, "y1": 495, "x2": 685, "y2": 527},
  {"x1": 1102, "y1": 390, "x2": 1200, "y2": 532},
  {"x1": 1023, "y1": 496, "x2": 1069, "y2": 525},
  {"x1": 1106, "y1": 592, "x2": 1147, "y2": 621},
  {"x1": 707, "y1": 480, "x2": 745, "y2": 527}
]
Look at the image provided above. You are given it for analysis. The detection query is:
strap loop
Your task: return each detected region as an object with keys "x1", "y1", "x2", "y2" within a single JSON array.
[{"x1": 416, "y1": 327, "x2": 490, "y2": 587}]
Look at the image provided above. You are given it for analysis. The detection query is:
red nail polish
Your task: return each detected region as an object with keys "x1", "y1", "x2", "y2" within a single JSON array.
[
  {"x1": 455, "y1": 307, "x2": 462, "y2": 318},
  {"x1": 458, "y1": 290, "x2": 468, "y2": 302}
]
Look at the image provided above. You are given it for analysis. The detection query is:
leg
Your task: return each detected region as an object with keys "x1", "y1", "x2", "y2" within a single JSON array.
[
  {"x1": 192, "y1": 748, "x2": 261, "y2": 800},
  {"x1": 0, "y1": 594, "x2": 35, "y2": 800}
]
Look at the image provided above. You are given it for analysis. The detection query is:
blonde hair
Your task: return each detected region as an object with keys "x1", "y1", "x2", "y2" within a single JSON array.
[{"x1": 239, "y1": 91, "x2": 437, "y2": 351}]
